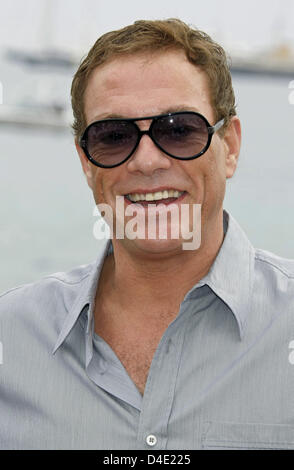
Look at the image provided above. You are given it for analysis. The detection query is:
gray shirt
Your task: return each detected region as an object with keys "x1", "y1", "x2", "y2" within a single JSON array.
[{"x1": 1, "y1": 210, "x2": 294, "y2": 450}]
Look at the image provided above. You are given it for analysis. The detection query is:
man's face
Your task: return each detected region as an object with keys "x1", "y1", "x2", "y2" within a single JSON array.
[{"x1": 76, "y1": 50, "x2": 240, "y2": 255}]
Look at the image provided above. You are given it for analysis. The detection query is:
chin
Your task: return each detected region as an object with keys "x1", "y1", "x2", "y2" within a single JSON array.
[{"x1": 126, "y1": 237, "x2": 187, "y2": 256}]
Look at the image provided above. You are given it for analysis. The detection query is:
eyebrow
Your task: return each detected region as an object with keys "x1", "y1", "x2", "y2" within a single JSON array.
[{"x1": 91, "y1": 106, "x2": 202, "y2": 122}]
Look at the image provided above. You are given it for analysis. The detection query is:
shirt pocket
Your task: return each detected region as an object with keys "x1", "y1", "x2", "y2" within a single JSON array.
[{"x1": 202, "y1": 421, "x2": 294, "y2": 450}]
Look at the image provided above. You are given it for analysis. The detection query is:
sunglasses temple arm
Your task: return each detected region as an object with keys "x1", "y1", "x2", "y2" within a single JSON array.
[{"x1": 209, "y1": 118, "x2": 225, "y2": 134}]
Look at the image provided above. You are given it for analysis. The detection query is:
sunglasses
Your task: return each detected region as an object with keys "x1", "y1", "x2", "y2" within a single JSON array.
[{"x1": 79, "y1": 111, "x2": 225, "y2": 169}]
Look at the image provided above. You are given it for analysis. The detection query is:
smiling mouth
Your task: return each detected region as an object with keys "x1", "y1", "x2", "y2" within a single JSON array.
[{"x1": 124, "y1": 189, "x2": 186, "y2": 206}]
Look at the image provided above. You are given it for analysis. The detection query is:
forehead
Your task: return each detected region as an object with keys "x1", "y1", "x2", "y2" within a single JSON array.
[{"x1": 83, "y1": 50, "x2": 214, "y2": 124}]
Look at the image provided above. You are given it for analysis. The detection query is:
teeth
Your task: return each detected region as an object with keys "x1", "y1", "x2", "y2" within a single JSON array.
[{"x1": 127, "y1": 189, "x2": 184, "y2": 202}]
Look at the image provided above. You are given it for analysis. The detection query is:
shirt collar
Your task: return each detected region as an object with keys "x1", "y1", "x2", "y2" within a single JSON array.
[
  {"x1": 52, "y1": 239, "x2": 112, "y2": 354},
  {"x1": 52, "y1": 210, "x2": 255, "y2": 354},
  {"x1": 194, "y1": 210, "x2": 255, "y2": 340}
]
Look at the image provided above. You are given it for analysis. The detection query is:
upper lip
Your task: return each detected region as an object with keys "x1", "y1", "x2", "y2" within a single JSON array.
[{"x1": 123, "y1": 187, "x2": 185, "y2": 195}]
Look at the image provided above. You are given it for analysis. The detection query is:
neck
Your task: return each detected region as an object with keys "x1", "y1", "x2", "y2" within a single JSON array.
[{"x1": 96, "y1": 213, "x2": 224, "y2": 318}]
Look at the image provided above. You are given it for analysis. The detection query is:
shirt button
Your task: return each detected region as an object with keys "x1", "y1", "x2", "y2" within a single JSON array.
[{"x1": 146, "y1": 434, "x2": 157, "y2": 446}]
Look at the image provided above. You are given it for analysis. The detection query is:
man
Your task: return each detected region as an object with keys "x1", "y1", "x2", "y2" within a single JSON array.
[{"x1": 1, "y1": 19, "x2": 294, "y2": 450}]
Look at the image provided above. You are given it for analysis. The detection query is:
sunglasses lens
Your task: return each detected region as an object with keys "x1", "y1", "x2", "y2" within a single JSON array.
[
  {"x1": 86, "y1": 121, "x2": 138, "y2": 167},
  {"x1": 152, "y1": 113, "x2": 209, "y2": 158},
  {"x1": 83, "y1": 112, "x2": 211, "y2": 167}
]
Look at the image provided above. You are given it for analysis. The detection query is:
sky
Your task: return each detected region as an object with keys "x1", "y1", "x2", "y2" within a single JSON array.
[{"x1": 0, "y1": 0, "x2": 294, "y2": 55}]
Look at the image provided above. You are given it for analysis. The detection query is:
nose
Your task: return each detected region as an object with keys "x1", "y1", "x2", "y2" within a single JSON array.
[{"x1": 126, "y1": 132, "x2": 171, "y2": 176}]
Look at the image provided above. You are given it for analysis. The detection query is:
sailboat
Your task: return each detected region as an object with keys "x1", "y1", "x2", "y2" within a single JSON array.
[
  {"x1": 0, "y1": 0, "x2": 80, "y2": 129},
  {"x1": 229, "y1": 1, "x2": 294, "y2": 78}
]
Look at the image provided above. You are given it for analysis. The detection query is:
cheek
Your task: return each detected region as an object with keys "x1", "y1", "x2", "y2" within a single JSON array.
[
  {"x1": 90, "y1": 171, "x2": 106, "y2": 205},
  {"x1": 202, "y1": 148, "x2": 227, "y2": 202},
  {"x1": 190, "y1": 153, "x2": 225, "y2": 190},
  {"x1": 92, "y1": 169, "x2": 121, "y2": 207},
  {"x1": 208, "y1": 141, "x2": 227, "y2": 180}
]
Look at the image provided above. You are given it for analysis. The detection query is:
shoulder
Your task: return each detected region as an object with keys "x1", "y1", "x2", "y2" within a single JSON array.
[
  {"x1": 253, "y1": 248, "x2": 294, "y2": 302},
  {"x1": 255, "y1": 248, "x2": 294, "y2": 279},
  {"x1": 0, "y1": 261, "x2": 95, "y2": 322}
]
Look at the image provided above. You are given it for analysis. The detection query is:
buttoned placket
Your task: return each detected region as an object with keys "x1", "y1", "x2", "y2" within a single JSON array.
[
  {"x1": 83, "y1": 279, "x2": 209, "y2": 449},
  {"x1": 135, "y1": 298, "x2": 193, "y2": 450}
]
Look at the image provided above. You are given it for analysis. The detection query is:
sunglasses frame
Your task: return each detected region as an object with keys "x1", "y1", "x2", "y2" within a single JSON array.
[{"x1": 79, "y1": 111, "x2": 225, "y2": 169}]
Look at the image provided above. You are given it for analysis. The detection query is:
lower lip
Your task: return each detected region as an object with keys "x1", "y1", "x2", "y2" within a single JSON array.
[{"x1": 124, "y1": 192, "x2": 187, "y2": 207}]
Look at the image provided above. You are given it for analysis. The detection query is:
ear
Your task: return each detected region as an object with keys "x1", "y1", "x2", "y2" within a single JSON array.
[
  {"x1": 75, "y1": 138, "x2": 94, "y2": 190},
  {"x1": 223, "y1": 116, "x2": 241, "y2": 179}
]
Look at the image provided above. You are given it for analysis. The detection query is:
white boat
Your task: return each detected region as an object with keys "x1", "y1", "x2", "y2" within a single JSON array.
[
  {"x1": 0, "y1": 103, "x2": 72, "y2": 130},
  {"x1": 230, "y1": 44, "x2": 294, "y2": 78}
]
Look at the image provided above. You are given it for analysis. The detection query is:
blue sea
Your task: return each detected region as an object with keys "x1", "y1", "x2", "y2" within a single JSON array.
[{"x1": 0, "y1": 57, "x2": 294, "y2": 293}]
